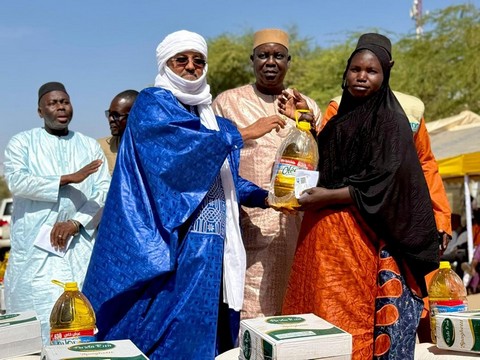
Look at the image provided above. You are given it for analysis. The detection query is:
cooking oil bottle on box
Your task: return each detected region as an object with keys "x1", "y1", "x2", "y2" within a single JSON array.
[
  {"x1": 428, "y1": 261, "x2": 468, "y2": 343},
  {"x1": 0, "y1": 252, "x2": 9, "y2": 315},
  {"x1": 0, "y1": 251, "x2": 9, "y2": 282},
  {"x1": 268, "y1": 110, "x2": 318, "y2": 209},
  {"x1": 50, "y1": 280, "x2": 96, "y2": 345}
]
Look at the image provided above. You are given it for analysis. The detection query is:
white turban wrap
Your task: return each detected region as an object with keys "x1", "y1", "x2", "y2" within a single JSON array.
[
  {"x1": 154, "y1": 30, "x2": 212, "y2": 106},
  {"x1": 154, "y1": 30, "x2": 246, "y2": 311}
]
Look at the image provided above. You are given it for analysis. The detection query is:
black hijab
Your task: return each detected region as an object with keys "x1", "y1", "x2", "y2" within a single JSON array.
[{"x1": 317, "y1": 36, "x2": 439, "y2": 294}]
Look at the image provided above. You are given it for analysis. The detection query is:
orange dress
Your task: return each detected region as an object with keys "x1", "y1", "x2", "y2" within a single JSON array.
[
  {"x1": 283, "y1": 207, "x2": 379, "y2": 357},
  {"x1": 322, "y1": 93, "x2": 452, "y2": 326},
  {"x1": 474, "y1": 224, "x2": 480, "y2": 247},
  {"x1": 284, "y1": 92, "x2": 448, "y2": 358}
]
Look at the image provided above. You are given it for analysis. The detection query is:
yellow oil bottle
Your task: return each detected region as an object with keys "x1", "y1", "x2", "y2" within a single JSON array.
[
  {"x1": 268, "y1": 110, "x2": 318, "y2": 209},
  {"x1": 49, "y1": 280, "x2": 96, "y2": 345},
  {"x1": 428, "y1": 261, "x2": 468, "y2": 343}
]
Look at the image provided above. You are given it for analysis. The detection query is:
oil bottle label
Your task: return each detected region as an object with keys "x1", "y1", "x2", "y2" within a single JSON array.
[
  {"x1": 430, "y1": 299, "x2": 468, "y2": 317},
  {"x1": 50, "y1": 328, "x2": 96, "y2": 345},
  {"x1": 274, "y1": 158, "x2": 314, "y2": 187}
]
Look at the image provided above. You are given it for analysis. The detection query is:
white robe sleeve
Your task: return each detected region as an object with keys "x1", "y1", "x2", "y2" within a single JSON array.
[{"x1": 4, "y1": 132, "x2": 61, "y2": 203}]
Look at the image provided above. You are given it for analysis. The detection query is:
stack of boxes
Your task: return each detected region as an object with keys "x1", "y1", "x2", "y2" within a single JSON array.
[{"x1": 0, "y1": 311, "x2": 42, "y2": 359}]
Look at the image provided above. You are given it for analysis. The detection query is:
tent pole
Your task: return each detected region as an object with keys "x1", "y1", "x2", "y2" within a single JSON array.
[{"x1": 465, "y1": 175, "x2": 474, "y2": 262}]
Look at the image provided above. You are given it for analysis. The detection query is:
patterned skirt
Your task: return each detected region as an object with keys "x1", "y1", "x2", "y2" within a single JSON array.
[{"x1": 283, "y1": 206, "x2": 423, "y2": 359}]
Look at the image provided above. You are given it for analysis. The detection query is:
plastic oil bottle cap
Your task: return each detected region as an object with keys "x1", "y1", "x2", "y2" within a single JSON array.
[
  {"x1": 297, "y1": 121, "x2": 311, "y2": 132},
  {"x1": 52, "y1": 279, "x2": 79, "y2": 291},
  {"x1": 439, "y1": 261, "x2": 451, "y2": 269},
  {"x1": 295, "y1": 109, "x2": 312, "y2": 132},
  {"x1": 64, "y1": 282, "x2": 79, "y2": 291}
]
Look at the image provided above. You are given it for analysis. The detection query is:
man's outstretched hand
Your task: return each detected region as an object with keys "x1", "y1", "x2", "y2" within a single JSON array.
[{"x1": 60, "y1": 159, "x2": 103, "y2": 186}]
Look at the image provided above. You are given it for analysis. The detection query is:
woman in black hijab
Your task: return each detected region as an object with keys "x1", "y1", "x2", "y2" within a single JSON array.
[{"x1": 283, "y1": 34, "x2": 439, "y2": 359}]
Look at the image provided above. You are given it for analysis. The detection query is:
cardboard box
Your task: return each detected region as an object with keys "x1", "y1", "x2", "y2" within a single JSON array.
[
  {"x1": 436, "y1": 310, "x2": 480, "y2": 354},
  {"x1": 41, "y1": 339, "x2": 148, "y2": 360},
  {"x1": 0, "y1": 311, "x2": 42, "y2": 359},
  {"x1": 239, "y1": 313, "x2": 352, "y2": 360}
]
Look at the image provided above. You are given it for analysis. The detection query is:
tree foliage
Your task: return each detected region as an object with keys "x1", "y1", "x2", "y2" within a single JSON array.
[
  {"x1": 207, "y1": 4, "x2": 479, "y2": 121},
  {"x1": 207, "y1": 32, "x2": 254, "y2": 97},
  {"x1": 393, "y1": 4, "x2": 480, "y2": 120}
]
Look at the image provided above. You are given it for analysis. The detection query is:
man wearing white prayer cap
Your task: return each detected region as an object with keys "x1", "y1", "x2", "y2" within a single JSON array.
[{"x1": 83, "y1": 30, "x2": 275, "y2": 359}]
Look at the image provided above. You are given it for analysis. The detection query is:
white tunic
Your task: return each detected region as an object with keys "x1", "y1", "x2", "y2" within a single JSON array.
[{"x1": 3, "y1": 127, "x2": 111, "y2": 343}]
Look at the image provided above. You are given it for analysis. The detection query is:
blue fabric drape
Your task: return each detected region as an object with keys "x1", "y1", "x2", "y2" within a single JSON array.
[{"x1": 83, "y1": 87, "x2": 266, "y2": 359}]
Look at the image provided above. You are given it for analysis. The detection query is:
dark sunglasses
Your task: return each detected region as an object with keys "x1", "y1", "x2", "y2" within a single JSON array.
[
  {"x1": 170, "y1": 56, "x2": 206, "y2": 67},
  {"x1": 105, "y1": 110, "x2": 129, "y2": 122}
]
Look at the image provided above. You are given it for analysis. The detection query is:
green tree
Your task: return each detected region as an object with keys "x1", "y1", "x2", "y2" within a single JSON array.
[
  {"x1": 289, "y1": 42, "x2": 351, "y2": 112},
  {"x1": 207, "y1": 4, "x2": 480, "y2": 121},
  {"x1": 207, "y1": 32, "x2": 254, "y2": 97},
  {"x1": 392, "y1": 4, "x2": 480, "y2": 120}
]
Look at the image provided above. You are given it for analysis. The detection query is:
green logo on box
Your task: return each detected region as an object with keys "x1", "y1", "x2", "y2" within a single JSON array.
[
  {"x1": 0, "y1": 314, "x2": 18, "y2": 321},
  {"x1": 68, "y1": 342, "x2": 116, "y2": 352},
  {"x1": 441, "y1": 318, "x2": 455, "y2": 347},
  {"x1": 242, "y1": 330, "x2": 252, "y2": 360},
  {"x1": 266, "y1": 316, "x2": 306, "y2": 325}
]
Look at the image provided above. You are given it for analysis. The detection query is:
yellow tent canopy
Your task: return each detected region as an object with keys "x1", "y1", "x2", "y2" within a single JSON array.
[
  {"x1": 427, "y1": 110, "x2": 480, "y2": 176},
  {"x1": 438, "y1": 151, "x2": 480, "y2": 179},
  {"x1": 427, "y1": 110, "x2": 480, "y2": 262}
]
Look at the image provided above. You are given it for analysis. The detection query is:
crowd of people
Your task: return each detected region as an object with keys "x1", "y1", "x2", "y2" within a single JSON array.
[{"x1": 2, "y1": 29, "x2": 453, "y2": 360}]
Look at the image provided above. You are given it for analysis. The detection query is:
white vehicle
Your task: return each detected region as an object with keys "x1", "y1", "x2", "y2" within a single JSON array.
[{"x1": 0, "y1": 198, "x2": 12, "y2": 250}]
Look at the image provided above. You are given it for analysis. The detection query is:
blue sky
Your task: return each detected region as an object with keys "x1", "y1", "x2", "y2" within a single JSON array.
[{"x1": 0, "y1": 0, "x2": 477, "y2": 173}]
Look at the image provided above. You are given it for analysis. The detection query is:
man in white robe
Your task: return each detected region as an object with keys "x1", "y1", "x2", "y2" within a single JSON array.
[{"x1": 3, "y1": 81, "x2": 111, "y2": 343}]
